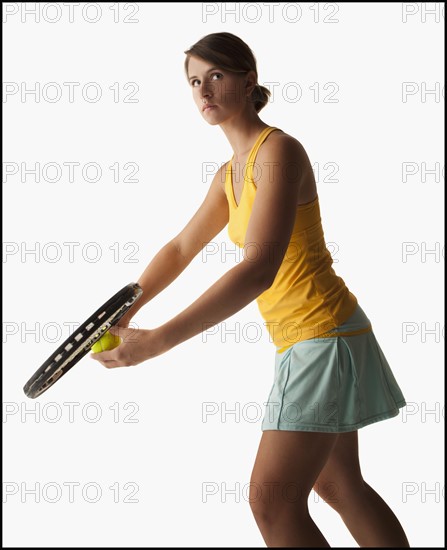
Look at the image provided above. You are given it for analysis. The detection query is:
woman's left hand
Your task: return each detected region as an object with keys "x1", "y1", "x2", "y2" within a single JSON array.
[{"x1": 90, "y1": 325, "x2": 168, "y2": 369}]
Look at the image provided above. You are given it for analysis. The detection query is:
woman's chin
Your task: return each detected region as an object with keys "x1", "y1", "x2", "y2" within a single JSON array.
[{"x1": 202, "y1": 111, "x2": 228, "y2": 126}]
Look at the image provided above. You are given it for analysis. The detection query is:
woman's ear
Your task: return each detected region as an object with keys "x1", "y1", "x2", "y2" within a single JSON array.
[{"x1": 245, "y1": 70, "x2": 258, "y2": 97}]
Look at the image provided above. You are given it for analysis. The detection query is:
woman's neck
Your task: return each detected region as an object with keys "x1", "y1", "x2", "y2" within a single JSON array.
[{"x1": 219, "y1": 112, "x2": 270, "y2": 158}]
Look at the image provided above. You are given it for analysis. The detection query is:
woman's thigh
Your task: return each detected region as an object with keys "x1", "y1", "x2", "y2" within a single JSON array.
[
  {"x1": 249, "y1": 430, "x2": 340, "y2": 515},
  {"x1": 312, "y1": 430, "x2": 365, "y2": 512}
]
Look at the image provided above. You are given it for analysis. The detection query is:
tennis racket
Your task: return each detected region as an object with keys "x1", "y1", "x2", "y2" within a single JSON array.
[{"x1": 23, "y1": 282, "x2": 143, "y2": 399}]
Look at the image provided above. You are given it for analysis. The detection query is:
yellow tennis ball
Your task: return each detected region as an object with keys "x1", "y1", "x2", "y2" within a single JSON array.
[{"x1": 91, "y1": 331, "x2": 121, "y2": 353}]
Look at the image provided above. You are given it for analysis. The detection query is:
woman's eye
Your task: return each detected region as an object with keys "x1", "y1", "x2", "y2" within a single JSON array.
[{"x1": 191, "y1": 73, "x2": 223, "y2": 87}]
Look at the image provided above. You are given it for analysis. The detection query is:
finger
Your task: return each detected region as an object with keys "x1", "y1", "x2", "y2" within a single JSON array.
[
  {"x1": 90, "y1": 350, "x2": 130, "y2": 368},
  {"x1": 90, "y1": 356, "x2": 123, "y2": 368},
  {"x1": 90, "y1": 349, "x2": 119, "y2": 361},
  {"x1": 101, "y1": 360, "x2": 122, "y2": 369},
  {"x1": 102, "y1": 359, "x2": 130, "y2": 369}
]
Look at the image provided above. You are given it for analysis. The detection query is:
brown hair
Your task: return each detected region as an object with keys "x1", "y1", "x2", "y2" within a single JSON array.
[{"x1": 184, "y1": 32, "x2": 271, "y2": 113}]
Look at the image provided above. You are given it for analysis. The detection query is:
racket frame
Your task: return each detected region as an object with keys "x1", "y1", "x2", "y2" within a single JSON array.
[{"x1": 23, "y1": 282, "x2": 143, "y2": 399}]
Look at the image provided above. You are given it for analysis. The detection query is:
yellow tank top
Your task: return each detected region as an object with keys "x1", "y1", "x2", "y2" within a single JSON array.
[{"x1": 225, "y1": 126, "x2": 372, "y2": 353}]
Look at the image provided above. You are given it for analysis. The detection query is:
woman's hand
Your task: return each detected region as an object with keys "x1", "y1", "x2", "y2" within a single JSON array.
[{"x1": 90, "y1": 325, "x2": 168, "y2": 369}]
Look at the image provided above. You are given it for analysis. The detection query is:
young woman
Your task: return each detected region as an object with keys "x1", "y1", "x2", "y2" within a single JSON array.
[{"x1": 92, "y1": 32, "x2": 410, "y2": 547}]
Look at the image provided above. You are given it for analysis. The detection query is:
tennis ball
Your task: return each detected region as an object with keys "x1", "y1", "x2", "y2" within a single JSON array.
[{"x1": 91, "y1": 331, "x2": 121, "y2": 353}]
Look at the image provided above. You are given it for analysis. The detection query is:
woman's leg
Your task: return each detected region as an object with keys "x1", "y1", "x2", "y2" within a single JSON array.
[
  {"x1": 313, "y1": 430, "x2": 410, "y2": 547},
  {"x1": 249, "y1": 430, "x2": 339, "y2": 547}
]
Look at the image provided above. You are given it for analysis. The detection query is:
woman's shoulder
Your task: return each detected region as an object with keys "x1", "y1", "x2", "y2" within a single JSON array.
[
  {"x1": 259, "y1": 128, "x2": 309, "y2": 162},
  {"x1": 258, "y1": 129, "x2": 316, "y2": 199}
]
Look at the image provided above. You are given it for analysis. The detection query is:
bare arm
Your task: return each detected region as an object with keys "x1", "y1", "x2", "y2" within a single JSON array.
[
  {"x1": 118, "y1": 241, "x2": 190, "y2": 327},
  {"x1": 156, "y1": 135, "x2": 303, "y2": 352},
  {"x1": 92, "y1": 139, "x2": 303, "y2": 367},
  {"x1": 157, "y1": 260, "x2": 271, "y2": 351},
  {"x1": 118, "y1": 163, "x2": 230, "y2": 327}
]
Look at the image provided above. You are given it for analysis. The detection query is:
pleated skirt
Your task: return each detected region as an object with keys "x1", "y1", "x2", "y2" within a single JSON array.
[{"x1": 261, "y1": 303, "x2": 407, "y2": 432}]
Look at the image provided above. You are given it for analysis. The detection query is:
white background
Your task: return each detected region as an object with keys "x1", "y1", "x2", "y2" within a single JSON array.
[{"x1": 3, "y1": 2, "x2": 444, "y2": 547}]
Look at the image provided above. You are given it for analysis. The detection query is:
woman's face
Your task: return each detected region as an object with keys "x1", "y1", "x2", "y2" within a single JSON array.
[{"x1": 187, "y1": 55, "x2": 255, "y2": 125}]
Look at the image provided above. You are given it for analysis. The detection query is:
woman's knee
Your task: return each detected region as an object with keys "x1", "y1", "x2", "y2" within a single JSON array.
[
  {"x1": 312, "y1": 430, "x2": 366, "y2": 513},
  {"x1": 249, "y1": 479, "x2": 310, "y2": 523}
]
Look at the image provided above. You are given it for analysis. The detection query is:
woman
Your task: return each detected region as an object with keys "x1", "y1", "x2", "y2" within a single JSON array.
[{"x1": 92, "y1": 32, "x2": 409, "y2": 547}]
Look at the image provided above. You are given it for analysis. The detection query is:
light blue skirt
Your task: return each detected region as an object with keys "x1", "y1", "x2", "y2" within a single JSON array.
[{"x1": 261, "y1": 303, "x2": 407, "y2": 433}]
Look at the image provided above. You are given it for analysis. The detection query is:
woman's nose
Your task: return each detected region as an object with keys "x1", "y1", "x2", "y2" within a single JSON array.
[{"x1": 200, "y1": 81, "x2": 214, "y2": 99}]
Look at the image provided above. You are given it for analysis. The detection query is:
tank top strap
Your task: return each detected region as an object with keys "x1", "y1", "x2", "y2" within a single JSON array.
[{"x1": 245, "y1": 126, "x2": 281, "y2": 185}]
